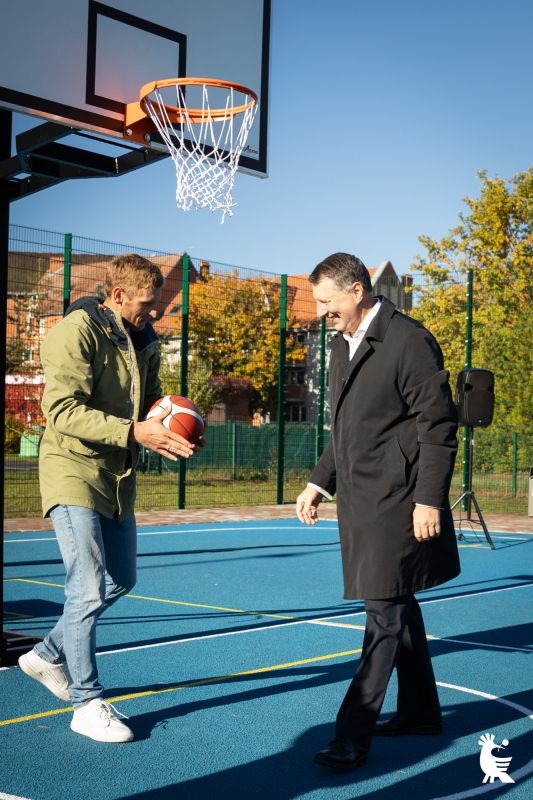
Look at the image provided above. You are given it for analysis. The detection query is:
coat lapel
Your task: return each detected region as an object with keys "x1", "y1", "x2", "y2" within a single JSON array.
[
  {"x1": 332, "y1": 297, "x2": 397, "y2": 421},
  {"x1": 328, "y1": 333, "x2": 349, "y2": 368}
]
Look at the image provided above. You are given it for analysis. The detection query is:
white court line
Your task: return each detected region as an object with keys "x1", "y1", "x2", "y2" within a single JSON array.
[
  {"x1": 0, "y1": 793, "x2": 34, "y2": 800},
  {"x1": 4, "y1": 525, "x2": 340, "y2": 544},
  {"x1": 457, "y1": 530, "x2": 533, "y2": 537},
  {"x1": 458, "y1": 534, "x2": 532, "y2": 541},
  {"x1": 6, "y1": 529, "x2": 531, "y2": 545},
  {"x1": 420, "y1": 582, "x2": 533, "y2": 605},
  {"x1": 8, "y1": 566, "x2": 533, "y2": 658},
  {"x1": 300, "y1": 580, "x2": 533, "y2": 623},
  {"x1": 5, "y1": 538, "x2": 57, "y2": 543},
  {"x1": 95, "y1": 599, "x2": 533, "y2": 657},
  {"x1": 429, "y1": 683, "x2": 533, "y2": 800},
  {"x1": 429, "y1": 636, "x2": 533, "y2": 654},
  {"x1": 137, "y1": 525, "x2": 338, "y2": 536},
  {"x1": 96, "y1": 618, "x2": 310, "y2": 655}
]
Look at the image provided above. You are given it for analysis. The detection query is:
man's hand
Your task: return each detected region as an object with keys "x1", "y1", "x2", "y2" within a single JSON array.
[
  {"x1": 413, "y1": 505, "x2": 441, "y2": 542},
  {"x1": 129, "y1": 407, "x2": 204, "y2": 461},
  {"x1": 296, "y1": 486, "x2": 324, "y2": 526}
]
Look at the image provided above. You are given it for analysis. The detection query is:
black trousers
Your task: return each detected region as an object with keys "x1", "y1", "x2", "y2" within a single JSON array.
[{"x1": 335, "y1": 594, "x2": 441, "y2": 749}]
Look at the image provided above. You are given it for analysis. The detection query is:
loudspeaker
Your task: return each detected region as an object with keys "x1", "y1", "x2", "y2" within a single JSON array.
[{"x1": 455, "y1": 368, "x2": 495, "y2": 428}]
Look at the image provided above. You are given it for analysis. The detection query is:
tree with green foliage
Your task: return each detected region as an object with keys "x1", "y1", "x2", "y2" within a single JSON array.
[
  {"x1": 410, "y1": 168, "x2": 533, "y2": 431},
  {"x1": 186, "y1": 270, "x2": 306, "y2": 415},
  {"x1": 157, "y1": 333, "x2": 220, "y2": 418}
]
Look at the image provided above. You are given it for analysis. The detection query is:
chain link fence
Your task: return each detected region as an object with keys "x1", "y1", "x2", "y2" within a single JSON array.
[{"x1": 4, "y1": 225, "x2": 532, "y2": 517}]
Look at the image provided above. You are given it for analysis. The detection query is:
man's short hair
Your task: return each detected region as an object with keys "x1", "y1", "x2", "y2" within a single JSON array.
[
  {"x1": 309, "y1": 252, "x2": 372, "y2": 294},
  {"x1": 105, "y1": 253, "x2": 165, "y2": 297}
]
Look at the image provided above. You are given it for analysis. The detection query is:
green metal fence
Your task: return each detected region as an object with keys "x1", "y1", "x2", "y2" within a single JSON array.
[
  {"x1": 4, "y1": 224, "x2": 533, "y2": 517},
  {"x1": 5, "y1": 224, "x2": 328, "y2": 516}
]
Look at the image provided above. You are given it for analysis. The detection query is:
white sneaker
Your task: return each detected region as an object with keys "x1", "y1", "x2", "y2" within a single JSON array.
[
  {"x1": 71, "y1": 699, "x2": 134, "y2": 742},
  {"x1": 19, "y1": 649, "x2": 72, "y2": 702}
]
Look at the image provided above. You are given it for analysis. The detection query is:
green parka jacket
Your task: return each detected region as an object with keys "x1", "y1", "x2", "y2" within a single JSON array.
[{"x1": 39, "y1": 297, "x2": 162, "y2": 520}]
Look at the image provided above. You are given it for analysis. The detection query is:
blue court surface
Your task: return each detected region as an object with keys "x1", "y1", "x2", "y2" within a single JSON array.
[{"x1": 2, "y1": 519, "x2": 533, "y2": 800}]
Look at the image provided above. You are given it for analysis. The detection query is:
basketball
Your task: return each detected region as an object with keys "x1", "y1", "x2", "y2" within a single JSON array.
[{"x1": 145, "y1": 395, "x2": 204, "y2": 446}]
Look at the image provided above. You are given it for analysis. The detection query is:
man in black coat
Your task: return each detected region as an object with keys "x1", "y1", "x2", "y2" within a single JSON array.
[{"x1": 296, "y1": 252, "x2": 460, "y2": 771}]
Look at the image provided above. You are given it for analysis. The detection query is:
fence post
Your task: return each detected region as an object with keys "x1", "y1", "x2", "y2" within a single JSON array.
[
  {"x1": 62, "y1": 233, "x2": 72, "y2": 316},
  {"x1": 231, "y1": 422, "x2": 237, "y2": 480},
  {"x1": 462, "y1": 268, "x2": 473, "y2": 511},
  {"x1": 316, "y1": 315, "x2": 326, "y2": 464},
  {"x1": 277, "y1": 275, "x2": 287, "y2": 505},
  {"x1": 178, "y1": 254, "x2": 190, "y2": 510},
  {"x1": 512, "y1": 432, "x2": 517, "y2": 498}
]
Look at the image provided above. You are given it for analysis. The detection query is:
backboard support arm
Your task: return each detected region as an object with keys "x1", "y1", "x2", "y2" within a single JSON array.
[{"x1": 0, "y1": 119, "x2": 169, "y2": 202}]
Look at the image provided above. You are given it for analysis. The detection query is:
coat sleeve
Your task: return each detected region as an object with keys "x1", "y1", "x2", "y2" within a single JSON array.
[
  {"x1": 40, "y1": 320, "x2": 132, "y2": 447},
  {"x1": 308, "y1": 438, "x2": 337, "y2": 498},
  {"x1": 141, "y1": 345, "x2": 163, "y2": 419},
  {"x1": 398, "y1": 326, "x2": 458, "y2": 508}
]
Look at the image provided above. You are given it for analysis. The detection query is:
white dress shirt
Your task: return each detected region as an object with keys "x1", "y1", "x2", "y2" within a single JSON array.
[{"x1": 307, "y1": 300, "x2": 438, "y2": 509}]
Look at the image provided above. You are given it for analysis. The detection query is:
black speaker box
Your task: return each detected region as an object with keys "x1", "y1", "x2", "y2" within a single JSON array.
[{"x1": 455, "y1": 368, "x2": 495, "y2": 428}]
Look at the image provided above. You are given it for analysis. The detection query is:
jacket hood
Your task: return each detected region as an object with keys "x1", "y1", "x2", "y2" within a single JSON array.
[{"x1": 64, "y1": 296, "x2": 158, "y2": 353}]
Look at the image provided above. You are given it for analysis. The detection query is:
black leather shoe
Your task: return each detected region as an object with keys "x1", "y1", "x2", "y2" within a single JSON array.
[
  {"x1": 314, "y1": 736, "x2": 369, "y2": 771},
  {"x1": 374, "y1": 715, "x2": 442, "y2": 736}
]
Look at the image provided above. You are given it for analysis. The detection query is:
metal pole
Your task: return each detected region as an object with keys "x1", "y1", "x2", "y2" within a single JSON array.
[
  {"x1": 316, "y1": 315, "x2": 326, "y2": 465},
  {"x1": 0, "y1": 110, "x2": 43, "y2": 664},
  {"x1": 467, "y1": 433, "x2": 474, "y2": 520},
  {"x1": 462, "y1": 267, "x2": 473, "y2": 512},
  {"x1": 512, "y1": 432, "x2": 517, "y2": 498},
  {"x1": 276, "y1": 275, "x2": 287, "y2": 505},
  {"x1": 62, "y1": 233, "x2": 72, "y2": 316},
  {"x1": 0, "y1": 110, "x2": 11, "y2": 662},
  {"x1": 231, "y1": 422, "x2": 237, "y2": 481},
  {"x1": 178, "y1": 255, "x2": 190, "y2": 510}
]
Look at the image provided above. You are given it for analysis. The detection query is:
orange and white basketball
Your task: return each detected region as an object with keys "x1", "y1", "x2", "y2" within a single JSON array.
[{"x1": 145, "y1": 395, "x2": 204, "y2": 446}]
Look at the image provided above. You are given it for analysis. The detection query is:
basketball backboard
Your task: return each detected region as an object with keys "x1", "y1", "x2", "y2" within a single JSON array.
[{"x1": 0, "y1": 0, "x2": 271, "y2": 177}]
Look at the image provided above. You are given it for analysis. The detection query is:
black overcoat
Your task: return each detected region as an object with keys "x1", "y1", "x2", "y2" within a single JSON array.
[{"x1": 310, "y1": 297, "x2": 461, "y2": 600}]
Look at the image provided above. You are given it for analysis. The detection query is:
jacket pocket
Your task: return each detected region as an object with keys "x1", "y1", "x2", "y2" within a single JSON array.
[
  {"x1": 58, "y1": 434, "x2": 121, "y2": 458},
  {"x1": 384, "y1": 437, "x2": 407, "y2": 495}
]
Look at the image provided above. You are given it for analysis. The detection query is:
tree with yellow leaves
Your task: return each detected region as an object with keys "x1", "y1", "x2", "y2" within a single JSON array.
[
  {"x1": 186, "y1": 270, "x2": 306, "y2": 415},
  {"x1": 410, "y1": 168, "x2": 533, "y2": 432}
]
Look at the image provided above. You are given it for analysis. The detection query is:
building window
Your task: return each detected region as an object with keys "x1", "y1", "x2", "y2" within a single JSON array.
[
  {"x1": 288, "y1": 370, "x2": 305, "y2": 385},
  {"x1": 297, "y1": 333, "x2": 305, "y2": 345},
  {"x1": 39, "y1": 317, "x2": 45, "y2": 335},
  {"x1": 289, "y1": 405, "x2": 306, "y2": 422}
]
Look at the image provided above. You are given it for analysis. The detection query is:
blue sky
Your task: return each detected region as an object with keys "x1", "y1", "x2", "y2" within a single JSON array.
[{"x1": 9, "y1": 0, "x2": 533, "y2": 277}]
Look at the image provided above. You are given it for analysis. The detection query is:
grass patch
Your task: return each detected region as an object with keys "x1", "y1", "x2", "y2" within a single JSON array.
[{"x1": 3, "y1": 470, "x2": 529, "y2": 518}]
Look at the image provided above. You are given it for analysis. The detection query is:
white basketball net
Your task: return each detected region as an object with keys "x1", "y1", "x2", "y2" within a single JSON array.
[{"x1": 144, "y1": 84, "x2": 258, "y2": 223}]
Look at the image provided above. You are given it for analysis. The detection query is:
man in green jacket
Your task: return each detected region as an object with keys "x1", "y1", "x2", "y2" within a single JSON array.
[{"x1": 19, "y1": 253, "x2": 204, "y2": 743}]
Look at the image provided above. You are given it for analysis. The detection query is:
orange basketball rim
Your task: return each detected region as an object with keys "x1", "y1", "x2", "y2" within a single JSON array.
[{"x1": 124, "y1": 78, "x2": 258, "y2": 144}]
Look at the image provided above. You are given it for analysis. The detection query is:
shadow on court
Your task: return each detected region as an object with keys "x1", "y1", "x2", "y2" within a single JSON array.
[{"x1": 115, "y1": 691, "x2": 533, "y2": 800}]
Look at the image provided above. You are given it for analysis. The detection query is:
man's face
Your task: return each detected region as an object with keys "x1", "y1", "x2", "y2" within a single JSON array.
[
  {"x1": 312, "y1": 277, "x2": 363, "y2": 335},
  {"x1": 119, "y1": 287, "x2": 162, "y2": 331}
]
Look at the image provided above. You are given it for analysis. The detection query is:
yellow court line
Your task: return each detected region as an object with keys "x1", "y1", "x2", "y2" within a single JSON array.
[
  {"x1": 5, "y1": 579, "x2": 65, "y2": 588},
  {"x1": 127, "y1": 593, "x2": 294, "y2": 620},
  {"x1": 6, "y1": 578, "x2": 366, "y2": 629},
  {"x1": 3, "y1": 611, "x2": 33, "y2": 619},
  {"x1": 0, "y1": 647, "x2": 363, "y2": 727}
]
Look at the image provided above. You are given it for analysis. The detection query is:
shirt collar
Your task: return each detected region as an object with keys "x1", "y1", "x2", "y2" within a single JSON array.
[{"x1": 343, "y1": 298, "x2": 381, "y2": 341}]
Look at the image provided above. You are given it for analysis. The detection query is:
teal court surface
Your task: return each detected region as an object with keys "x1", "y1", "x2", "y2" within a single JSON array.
[{"x1": 2, "y1": 517, "x2": 533, "y2": 800}]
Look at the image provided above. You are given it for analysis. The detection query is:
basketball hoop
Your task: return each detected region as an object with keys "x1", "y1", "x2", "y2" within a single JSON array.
[{"x1": 124, "y1": 78, "x2": 258, "y2": 222}]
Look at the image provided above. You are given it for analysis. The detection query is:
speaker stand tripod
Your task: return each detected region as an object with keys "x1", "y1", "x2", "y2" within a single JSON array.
[{"x1": 451, "y1": 432, "x2": 495, "y2": 550}]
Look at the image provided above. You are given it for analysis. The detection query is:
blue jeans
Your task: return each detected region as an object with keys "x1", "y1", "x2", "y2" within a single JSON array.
[{"x1": 34, "y1": 505, "x2": 137, "y2": 709}]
